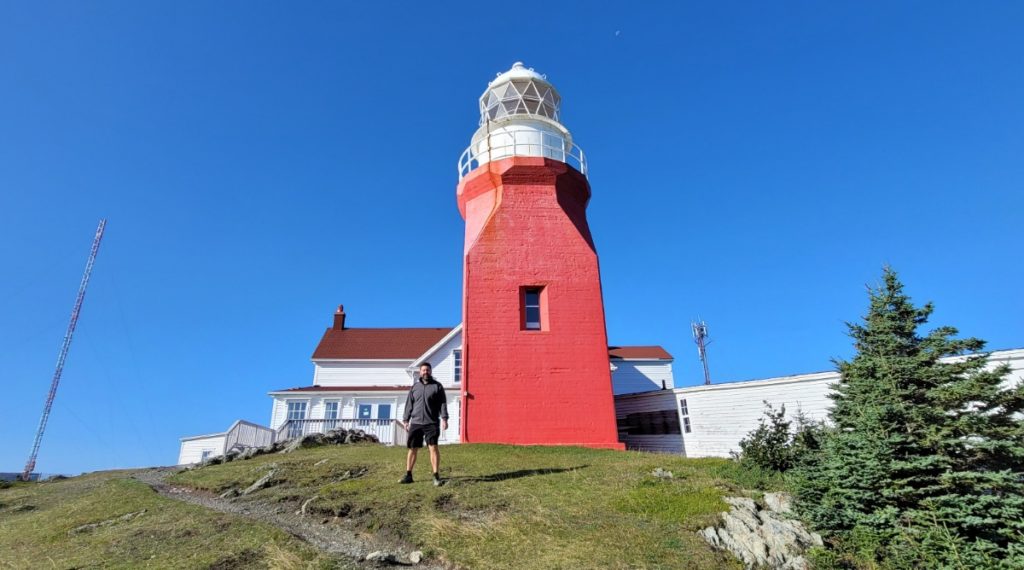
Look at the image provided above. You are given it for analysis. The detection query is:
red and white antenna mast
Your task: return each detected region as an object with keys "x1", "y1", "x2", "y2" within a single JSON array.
[{"x1": 22, "y1": 219, "x2": 106, "y2": 481}]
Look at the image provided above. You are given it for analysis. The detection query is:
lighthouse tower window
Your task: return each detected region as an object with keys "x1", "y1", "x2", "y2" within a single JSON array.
[{"x1": 522, "y1": 287, "x2": 544, "y2": 330}]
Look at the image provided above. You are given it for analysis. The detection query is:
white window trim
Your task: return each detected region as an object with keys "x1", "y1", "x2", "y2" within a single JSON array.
[
  {"x1": 286, "y1": 399, "x2": 309, "y2": 420},
  {"x1": 453, "y1": 349, "x2": 463, "y2": 383}
]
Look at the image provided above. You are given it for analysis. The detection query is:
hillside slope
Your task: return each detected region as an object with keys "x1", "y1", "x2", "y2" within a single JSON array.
[
  {"x1": 2, "y1": 444, "x2": 767, "y2": 568},
  {"x1": 0, "y1": 471, "x2": 339, "y2": 569}
]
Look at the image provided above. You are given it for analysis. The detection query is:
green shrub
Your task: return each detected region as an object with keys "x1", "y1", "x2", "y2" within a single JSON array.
[{"x1": 734, "y1": 402, "x2": 826, "y2": 473}]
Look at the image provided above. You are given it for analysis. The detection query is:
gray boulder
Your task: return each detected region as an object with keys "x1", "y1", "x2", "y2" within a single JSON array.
[
  {"x1": 241, "y1": 470, "x2": 277, "y2": 496},
  {"x1": 763, "y1": 492, "x2": 793, "y2": 514},
  {"x1": 651, "y1": 467, "x2": 674, "y2": 479},
  {"x1": 699, "y1": 494, "x2": 822, "y2": 570},
  {"x1": 365, "y1": 551, "x2": 398, "y2": 564}
]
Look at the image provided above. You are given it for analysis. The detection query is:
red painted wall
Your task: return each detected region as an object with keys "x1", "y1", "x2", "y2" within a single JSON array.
[{"x1": 456, "y1": 157, "x2": 624, "y2": 449}]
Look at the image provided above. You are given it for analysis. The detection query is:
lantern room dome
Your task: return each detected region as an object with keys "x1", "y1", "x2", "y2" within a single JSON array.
[{"x1": 478, "y1": 62, "x2": 561, "y2": 125}]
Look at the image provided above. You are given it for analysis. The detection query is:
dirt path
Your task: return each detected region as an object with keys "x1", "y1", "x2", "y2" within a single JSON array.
[{"x1": 130, "y1": 468, "x2": 445, "y2": 569}]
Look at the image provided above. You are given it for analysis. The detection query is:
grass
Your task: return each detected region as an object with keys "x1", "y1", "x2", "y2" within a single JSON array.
[
  {"x1": 169, "y1": 443, "x2": 770, "y2": 569},
  {"x1": 0, "y1": 471, "x2": 338, "y2": 569}
]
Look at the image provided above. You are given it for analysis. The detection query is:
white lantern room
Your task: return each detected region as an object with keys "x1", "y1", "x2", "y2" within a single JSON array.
[{"x1": 458, "y1": 62, "x2": 586, "y2": 179}]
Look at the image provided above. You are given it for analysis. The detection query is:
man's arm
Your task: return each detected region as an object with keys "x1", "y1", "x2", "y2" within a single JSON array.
[
  {"x1": 438, "y1": 385, "x2": 449, "y2": 428},
  {"x1": 403, "y1": 387, "x2": 414, "y2": 425}
]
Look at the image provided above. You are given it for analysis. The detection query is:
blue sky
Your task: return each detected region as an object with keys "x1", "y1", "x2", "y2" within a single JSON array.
[{"x1": 2, "y1": 2, "x2": 1021, "y2": 473}]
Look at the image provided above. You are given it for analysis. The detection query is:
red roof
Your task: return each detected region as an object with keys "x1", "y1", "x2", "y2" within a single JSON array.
[
  {"x1": 312, "y1": 327, "x2": 452, "y2": 360},
  {"x1": 608, "y1": 345, "x2": 673, "y2": 360}
]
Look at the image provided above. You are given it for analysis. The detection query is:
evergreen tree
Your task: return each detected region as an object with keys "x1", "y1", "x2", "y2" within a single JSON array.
[{"x1": 794, "y1": 268, "x2": 1024, "y2": 568}]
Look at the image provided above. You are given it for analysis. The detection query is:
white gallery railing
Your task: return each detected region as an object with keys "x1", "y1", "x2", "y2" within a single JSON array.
[{"x1": 458, "y1": 130, "x2": 587, "y2": 180}]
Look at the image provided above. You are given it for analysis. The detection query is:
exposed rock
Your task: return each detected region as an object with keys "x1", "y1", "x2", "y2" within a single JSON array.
[
  {"x1": 651, "y1": 467, "x2": 674, "y2": 479},
  {"x1": 313, "y1": 458, "x2": 329, "y2": 467},
  {"x1": 297, "y1": 496, "x2": 317, "y2": 516},
  {"x1": 69, "y1": 509, "x2": 146, "y2": 535},
  {"x1": 365, "y1": 550, "x2": 399, "y2": 564},
  {"x1": 281, "y1": 428, "x2": 380, "y2": 453},
  {"x1": 409, "y1": 550, "x2": 424, "y2": 564},
  {"x1": 241, "y1": 470, "x2": 277, "y2": 496},
  {"x1": 700, "y1": 495, "x2": 822, "y2": 570},
  {"x1": 219, "y1": 488, "x2": 240, "y2": 499},
  {"x1": 763, "y1": 492, "x2": 792, "y2": 514}
]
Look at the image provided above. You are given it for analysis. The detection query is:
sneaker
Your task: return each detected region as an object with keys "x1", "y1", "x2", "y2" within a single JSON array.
[
  {"x1": 432, "y1": 475, "x2": 443, "y2": 487},
  {"x1": 399, "y1": 473, "x2": 413, "y2": 484}
]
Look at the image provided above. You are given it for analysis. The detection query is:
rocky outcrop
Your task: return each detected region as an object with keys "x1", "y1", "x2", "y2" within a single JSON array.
[
  {"x1": 191, "y1": 428, "x2": 382, "y2": 469},
  {"x1": 282, "y1": 429, "x2": 380, "y2": 454},
  {"x1": 241, "y1": 469, "x2": 277, "y2": 496},
  {"x1": 699, "y1": 494, "x2": 822, "y2": 570},
  {"x1": 68, "y1": 509, "x2": 146, "y2": 535}
]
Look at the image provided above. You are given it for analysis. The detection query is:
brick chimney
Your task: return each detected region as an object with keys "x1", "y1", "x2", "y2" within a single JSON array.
[{"x1": 333, "y1": 305, "x2": 346, "y2": 330}]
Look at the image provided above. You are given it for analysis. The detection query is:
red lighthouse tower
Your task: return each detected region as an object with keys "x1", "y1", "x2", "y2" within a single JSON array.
[{"x1": 456, "y1": 63, "x2": 623, "y2": 449}]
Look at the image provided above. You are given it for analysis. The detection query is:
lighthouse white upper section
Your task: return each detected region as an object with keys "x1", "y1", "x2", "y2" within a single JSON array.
[
  {"x1": 458, "y1": 62, "x2": 587, "y2": 180},
  {"x1": 478, "y1": 62, "x2": 561, "y2": 124}
]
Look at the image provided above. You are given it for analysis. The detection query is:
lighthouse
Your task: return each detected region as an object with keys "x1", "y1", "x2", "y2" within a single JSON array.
[{"x1": 456, "y1": 62, "x2": 623, "y2": 449}]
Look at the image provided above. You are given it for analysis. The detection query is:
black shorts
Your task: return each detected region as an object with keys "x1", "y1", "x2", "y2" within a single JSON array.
[{"x1": 406, "y1": 423, "x2": 440, "y2": 448}]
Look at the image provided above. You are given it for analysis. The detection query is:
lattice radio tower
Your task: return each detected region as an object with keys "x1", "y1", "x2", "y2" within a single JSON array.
[
  {"x1": 692, "y1": 319, "x2": 712, "y2": 385},
  {"x1": 22, "y1": 220, "x2": 106, "y2": 481}
]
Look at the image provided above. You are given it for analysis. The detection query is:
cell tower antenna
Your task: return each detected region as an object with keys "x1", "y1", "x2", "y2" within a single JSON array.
[
  {"x1": 691, "y1": 319, "x2": 712, "y2": 385},
  {"x1": 21, "y1": 219, "x2": 106, "y2": 481}
]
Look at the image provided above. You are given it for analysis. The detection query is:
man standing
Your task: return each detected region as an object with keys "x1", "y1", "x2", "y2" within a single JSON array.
[{"x1": 400, "y1": 362, "x2": 449, "y2": 486}]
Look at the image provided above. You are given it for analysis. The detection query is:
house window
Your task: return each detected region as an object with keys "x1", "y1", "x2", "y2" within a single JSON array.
[
  {"x1": 679, "y1": 399, "x2": 692, "y2": 433},
  {"x1": 324, "y1": 401, "x2": 339, "y2": 419},
  {"x1": 522, "y1": 286, "x2": 544, "y2": 330},
  {"x1": 358, "y1": 404, "x2": 372, "y2": 426},
  {"x1": 286, "y1": 401, "x2": 307, "y2": 439},
  {"x1": 324, "y1": 401, "x2": 339, "y2": 430},
  {"x1": 377, "y1": 404, "x2": 392, "y2": 420},
  {"x1": 453, "y1": 349, "x2": 462, "y2": 383},
  {"x1": 200, "y1": 450, "x2": 212, "y2": 462}
]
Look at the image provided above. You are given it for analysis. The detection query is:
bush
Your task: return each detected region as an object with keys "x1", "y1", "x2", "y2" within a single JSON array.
[{"x1": 735, "y1": 402, "x2": 826, "y2": 473}]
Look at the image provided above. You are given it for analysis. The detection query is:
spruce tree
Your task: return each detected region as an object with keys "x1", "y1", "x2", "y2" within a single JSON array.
[{"x1": 794, "y1": 268, "x2": 1024, "y2": 568}]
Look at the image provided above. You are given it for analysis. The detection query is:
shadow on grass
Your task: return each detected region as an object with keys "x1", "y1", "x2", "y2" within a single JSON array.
[{"x1": 449, "y1": 465, "x2": 589, "y2": 483}]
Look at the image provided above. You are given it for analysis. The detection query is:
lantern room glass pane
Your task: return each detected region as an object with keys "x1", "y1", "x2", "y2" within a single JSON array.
[{"x1": 480, "y1": 79, "x2": 562, "y2": 125}]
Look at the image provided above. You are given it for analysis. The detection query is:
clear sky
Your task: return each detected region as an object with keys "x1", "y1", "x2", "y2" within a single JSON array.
[{"x1": 2, "y1": 2, "x2": 1022, "y2": 474}]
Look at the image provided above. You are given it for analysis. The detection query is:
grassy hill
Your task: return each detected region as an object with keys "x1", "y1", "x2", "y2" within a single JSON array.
[
  {"x1": 1, "y1": 444, "x2": 775, "y2": 569},
  {"x1": 0, "y1": 471, "x2": 336, "y2": 569}
]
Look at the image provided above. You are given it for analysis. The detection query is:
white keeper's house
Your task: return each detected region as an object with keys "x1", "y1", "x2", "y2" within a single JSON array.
[{"x1": 178, "y1": 305, "x2": 674, "y2": 465}]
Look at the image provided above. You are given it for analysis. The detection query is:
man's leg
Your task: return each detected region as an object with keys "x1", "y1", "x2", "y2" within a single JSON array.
[
  {"x1": 400, "y1": 429, "x2": 421, "y2": 484},
  {"x1": 428, "y1": 444, "x2": 440, "y2": 474}
]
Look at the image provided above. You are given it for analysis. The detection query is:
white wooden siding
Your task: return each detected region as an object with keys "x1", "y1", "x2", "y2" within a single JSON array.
[
  {"x1": 313, "y1": 361, "x2": 414, "y2": 387},
  {"x1": 612, "y1": 360, "x2": 674, "y2": 395},
  {"x1": 419, "y1": 332, "x2": 463, "y2": 389},
  {"x1": 178, "y1": 435, "x2": 226, "y2": 465},
  {"x1": 677, "y1": 373, "x2": 835, "y2": 458}
]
